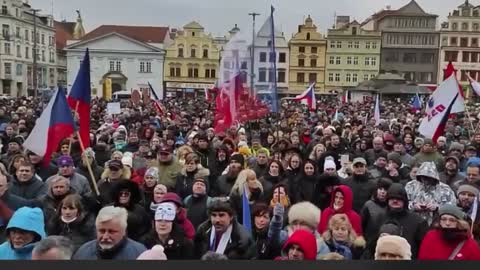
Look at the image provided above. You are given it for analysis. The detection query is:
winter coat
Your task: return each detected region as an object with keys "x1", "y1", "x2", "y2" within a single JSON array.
[
  {"x1": 194, "y1": 219, "x2": 256, "y2": 259},
  {"x1": 46, "y1": 213, "x2": 96, "y2": 251},
  {"x1": 252, "y1": 163, "x2": 269, "y2": 179},
  {"x1": 73, "y1": 237, "x2": 147, "y2": 260},
  {"x1": 312, "y1": 174, "x2": 341, "y2": 210},
  {"x1": 195, "y1": 148, "x2": 216, "y2": 170},
  {"x1": 175, "y1": 166, "x2": 210, "y2": 200},
  {"x1": 294, "y1": 174, "x2": 319, "y2": 204},
  {"x1": 0, "y1": 191, "x2": 36, "y2": 210},
  {"x1": 176, "y1": 207, "x2": 196, "y2": 241},
  {"x1": 0, "y1": 207, "x2": 46, "y2": 260},
  {"x1": 183, "y1": 194, "x2": 212, "y2": 228},
  {"x1": 360, "y1": 199, "x2": 387, "y2": 244},
  {"x1": 46, "y1": 173, "x2": 93, "y2": 198},
  {"x1": 340, "y1": 174, "x2": 377, "y2": 213},
  {"x1": 229, "y1": 187, "x2": 265, "y2": 224},
  {"x1": 365, "y1": 149, "x2": 388, "y2": 167},
  {"x1": 259, "y1": 174, "x2": 286, "y2": 202},
  {"x1": 33, "y1": 162, "x2": 58, "y2": 182},
  {"x1": 76, "y1": 161, "x2": 103, "y2": 191},
  {"x1": 418, "y1": 229, "x2": 480, "y2": 260},
  {"x1": 412, "y1": 152, "x2": 445, "y2": 172},
  {"x1": 152, "y1": 160, "x2": 182, "y2": 191},
  {"x1": 439, "y1": 172, "x2": 465, "y2": 191},
  {"x1": 141, "y1": 224, "x2": 194, "y2": 259},
  {"x1": 9, "y1": 176, "x2": 47, "y2": 201},
  {"x1": 317, "y1": 185, "x2": 363, "y2": 236},
  {"x1": 215, "y1": 174, "x2": 237, "y2": 197}
]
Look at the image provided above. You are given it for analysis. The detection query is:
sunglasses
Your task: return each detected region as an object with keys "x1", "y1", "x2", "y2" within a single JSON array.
[
  {"x1": 110, "y1": 167, "x2": 121, "y2": 171},
  {"x1": 119, "y1": 191, "x2": 130, "y2": 197}
]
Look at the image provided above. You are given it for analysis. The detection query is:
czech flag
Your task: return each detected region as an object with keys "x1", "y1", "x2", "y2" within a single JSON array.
[
  {"x1": 148, "y1": 82, "x2": 164, "y2": 116},
  {"x1": 294, "y1": 83, "x2": 316, "y2": 111},
  {"x1": 67, "y1": 48, "x2": 91, "y2": 149},
  {"x1": 23, "y1": 89, "x2": 75, "y2": 166}
]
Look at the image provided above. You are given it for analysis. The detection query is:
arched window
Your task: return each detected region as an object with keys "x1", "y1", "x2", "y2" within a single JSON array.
[
  {"x1": 462, "y1": 22, "x2": 469, "y2": 30},
  {"x1": 306, "y1": 33, "x2": 310, "y2": 40},
  {"x1": 452, "y1": 22, "x2": 458, "y2": 30}
]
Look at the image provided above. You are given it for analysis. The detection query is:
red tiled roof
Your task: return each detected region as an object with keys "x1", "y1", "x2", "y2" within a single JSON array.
[
  {"x1": 80, "y1": 25, "x2": 169, "y2": 44},
  {"x1": 54, "y1": 21, "x2": 75, "y2": 50}
]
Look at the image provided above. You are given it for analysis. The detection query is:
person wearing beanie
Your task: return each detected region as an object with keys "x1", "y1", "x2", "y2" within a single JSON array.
[
  {"x1": 318, "y1": 185, "x2": 363, "y2": 237},
  {"x1": 383, "y1": 183, "x2": 428, "y2": 259},
  {"x1": 275, "y1": 229, "x2": 317, "y2": 260},
  {"x1": 439, "y1": 156, "x2": 466, "y2": 189},
  {"x1": 214, "y1": 154, "x2": 244, "y2": 197},
  {"x1": 393, "y1": 138, "x2": 414, "y2": 168},
  {"x1": 0, "y1": 207, "x2": 46, "y2": 259},
  {"x1": 323, "y1": 158, "x2": 337, "y2": 176},
  {"x1": 45, "y1": 155, "x2": 92, "y2": 199},
  {"x1": 412, "y1": 139, "x2": 445, "y2": 172},
  {"x1": 175, "y1": 153, "x2": 210, "y2": 200},
  {"x1": 140, "y1": 202, "x2": 194, "y2": 259},
  {"x1": 405, "y1": 162, "x2": 457, "y2": 225},
  {"x1": 141, "y1": 167, "x2": 160, "y2": 210},
  {"x1": 375, "y1": 235, "x2": 412, "y2": 260},
  {"x1": 384, "y1": 152, "x2": 409, "y2": 185},
  {"x1": 194, "y1": 132, "x2": 216, "y2": 169},
  {"x1": 278, "y1": 201, "x2": 330, "y2": 259},
  {"x1": 193, "y1": 199, "x2": 255, "y2": 259},
  {"x1": 418, "y1": 204, "x2": 480, "y2": 260},
  {"x1": 456, "y1": 184, "x2": 480, "y2": 242},
  {"x1": 369, "y1": 153, "x2": 389, "y2": 181},
  {"x1": 183, "y1": 171, "x2": 213, "y2": 228},
  {"x1": 137, "y1": 245, "x2": 168, "y2": 260},
  {"x1": 361, "y1": 178, "x2": 393, "y2": 244}
]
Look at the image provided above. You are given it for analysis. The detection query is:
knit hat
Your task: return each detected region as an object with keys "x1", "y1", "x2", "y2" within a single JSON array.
[
  {"x1": 121, "y1": 156, "x2": 133, "y2": 168},
  {"x1": 324, "y1": 158, "x2": 337, "y2": 171},
  {"x1": 438, "y1": 204, "x2": 465, "y2": 220},
  {"x1": 145, "y1": 167, "x2": 159, "y2": 180},
  {"x1": 449, "y1": 142, "x2": 465, "y2": 153},
  {"x1": 379, "y1": 222, "x2": 401, "y2": 236},
  {"x1": 288, "y1": 202, "x2": 321, "y2": 230},
  {"x1": 57, "y1": 155, "x2": 74, "y2": 167},
  {"x1": 423, "y1": 138, "x2": 434, "y2": 145},
  {"x1": 457, "y1": 184, "x2": 480, "y2": 197},
  {"x1": 375, "y1": 235, "x2": 411, "y2": 260},
  {"x1": 445, "y1": 156, "x2": 460, "y2": 166},
  {"x1": 230, "y1": 154, "x2": 245, "y2": 166},
  {"x1": 137, "y1": 245, "x2": 167, "y2": 260},
  {"x1": 387, "y1": 152, "x2": 402, "y2": 167}
]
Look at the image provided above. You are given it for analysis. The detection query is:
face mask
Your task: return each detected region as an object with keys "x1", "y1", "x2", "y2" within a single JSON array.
[{"x1": 115, "y1": 142, "x2": 126, "y2": 150}]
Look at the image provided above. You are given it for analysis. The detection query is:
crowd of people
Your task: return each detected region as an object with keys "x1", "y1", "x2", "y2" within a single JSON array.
[{"x1": 0, "y1": 94, "x2": 479, "y2": 260}]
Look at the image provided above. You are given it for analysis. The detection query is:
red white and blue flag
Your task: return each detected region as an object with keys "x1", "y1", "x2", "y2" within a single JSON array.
[
  {"x1": 148, "y1": 82, "x2": 164, "y2": 116},
  {"x1": 294, "y1": 83, "x2": 316, "y2": 110},
  {"x1": 23, "y1": 89, "x2": 75, "y2": 166},
  {"x1": 67, "y1": 48, "x2": 91, "y2": 149}
]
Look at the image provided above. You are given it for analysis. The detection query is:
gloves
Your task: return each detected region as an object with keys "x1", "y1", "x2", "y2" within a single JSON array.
[{"x1": 273, "y1": 203, "x2": 284, "y2": 221}]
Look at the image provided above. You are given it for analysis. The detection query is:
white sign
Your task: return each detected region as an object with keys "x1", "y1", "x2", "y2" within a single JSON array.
[{"x1": 107, "y1": 102, "x2": 121, "y2": 115}]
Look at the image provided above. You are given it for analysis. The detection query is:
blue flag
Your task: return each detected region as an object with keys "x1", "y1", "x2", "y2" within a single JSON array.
[
  {"x1": 242, "y1": 185, "x2": 252, "y2": 233},
  {"x1": 412, "y1": 93, "x2": 422, "y2": 110}
]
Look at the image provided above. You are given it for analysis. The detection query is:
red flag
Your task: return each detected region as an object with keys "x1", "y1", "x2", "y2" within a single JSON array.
[{"x1": 443, "y1": 61, "x2": 457, "y2": 80}]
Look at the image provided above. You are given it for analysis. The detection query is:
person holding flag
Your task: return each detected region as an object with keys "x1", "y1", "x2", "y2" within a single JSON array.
[
  {"x1": 374, "y1": 94, "x2": 381, "y2": 126},
  {"x1": 228, "y1": 169, "x2": 264, "y2": 225}
]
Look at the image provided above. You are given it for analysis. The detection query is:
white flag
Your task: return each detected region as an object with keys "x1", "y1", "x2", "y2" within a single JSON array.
[
  {"x1": 468, "y1": 74, "x2": 480, "y2": 96},
  {"x1": 374, "y1": 94, "x2": 380, "y2": 126}
]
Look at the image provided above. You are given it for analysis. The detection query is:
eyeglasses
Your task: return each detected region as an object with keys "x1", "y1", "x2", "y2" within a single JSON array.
[{"x1": 119, "y1": 191, "x2": 130, "y2": 197}]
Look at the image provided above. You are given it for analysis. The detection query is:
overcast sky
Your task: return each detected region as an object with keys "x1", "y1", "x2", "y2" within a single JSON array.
[{"x1": 33, "y1": 0, "x2": 458, "y2": 38}]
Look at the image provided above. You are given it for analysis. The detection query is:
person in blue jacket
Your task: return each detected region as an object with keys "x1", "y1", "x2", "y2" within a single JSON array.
[{"x1": 0, "y1": 207, "x2": 46, "y2": 259}]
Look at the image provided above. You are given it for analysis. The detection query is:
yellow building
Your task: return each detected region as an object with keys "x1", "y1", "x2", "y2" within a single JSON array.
[
  {"x1": 289, "y1": 16, "x2": 327, "y2": 94},
  {"x1": 164, "y1": 21, "x2": 220, "y2": 97}
]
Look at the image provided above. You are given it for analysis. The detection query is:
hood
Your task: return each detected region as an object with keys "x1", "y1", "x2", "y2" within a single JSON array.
[
  {"x1": 386, "y1": 183, "x2": 409, "y2": 208},
  {"x1": 101, "y1": 166, "x2": 131, "y2": 180},
  {"x1": 415, "y1": 161, "x2": 440, "y2": 182},
  {"x1": 329, "y1": 185, "x2": 353, "y2": 213},
  {"x1": 110, "y1": 180, "x2": 142, "y2": 205},
  {"x1": 282, "y1": 229, "x2": 317, "y2": 260},
  {"x1": 6, "y1": 207, "x2": 46, "y2": 240}
]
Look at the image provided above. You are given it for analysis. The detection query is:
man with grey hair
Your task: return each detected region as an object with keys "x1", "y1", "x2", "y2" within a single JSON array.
[
  {"x1": 73, "y1": 206, "x2": 146, "y2": 260},
  {"x1": 32, "y1": 236, "x2": 74, "y2": 260},
  {"x1": 40, "y1": 176, "x2": 73, "y2": 221},
  {"x1": 365, "y1": 136, "x2": 388, "y2": 167}
]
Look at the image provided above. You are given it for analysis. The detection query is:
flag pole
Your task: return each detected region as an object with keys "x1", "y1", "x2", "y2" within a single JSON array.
[
  {"x1": 76, "y1": 130, "x2": 100, "y2": 196},
  {"x1": 68, "y1": 100, "x2": 80, "y2": 155}
]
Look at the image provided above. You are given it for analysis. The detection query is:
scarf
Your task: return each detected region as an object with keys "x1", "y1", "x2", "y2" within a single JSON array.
[{"x1": 209, "y1": 224, "x2": 233, "y2": 254}]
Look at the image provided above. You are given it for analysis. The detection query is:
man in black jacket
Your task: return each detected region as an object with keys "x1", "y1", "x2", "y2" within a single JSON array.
[
  {"x1": 9, "y1": 162, "x2": 47, "y2": 201},
  {"x1": 194, "y1": 200, "x2": 255, "y2": 259},
  {"x1": 341, "y1": 157, "x2": 376, "y2": 212},
  {"x1": 382, "y1": 183, "x2": 428, "y2": 259}
]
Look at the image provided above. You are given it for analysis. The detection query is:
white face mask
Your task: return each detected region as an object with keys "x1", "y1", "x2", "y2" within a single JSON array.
[{"x1": 61, "y1": 215, "x2": 78, "y2": 224}]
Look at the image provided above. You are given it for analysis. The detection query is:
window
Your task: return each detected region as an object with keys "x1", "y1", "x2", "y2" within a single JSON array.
[
  {"x1": 403, "y1": 53, "x2": 417, "y2": 63},
  {"x1": 205, "y1": 69, "x2": 210, "y2": 78},
  {"x1": 450, "y1": 37, "x2": 458, "y2": 46},
  {"x1": 203, "y1": 49, "x2": 208, "y2": 58},
  {"x1": 352, "y1": 74, "x2": 358, "y2": 82},
  {"x1": 170, "y1": 67, "x2": 178, "y2": 77},
  {"x1": 279, "y1": 53, "x2": 286, "y2": 63},
  {"x1": 329, "y1": 56, "x2": 335, "y2": 64},
  {"x1": 16, "y1": 45, "x2": 20, "y2": 57},
  {"x1": 178, "y1": 48, "x2": 184, "y2": 57},
  {"x1": 347, "y1": 56, "x2": 352, "y2": 65},
  {"x1": 116, "y1": 61, "x2": 121, "y2": 71},
  {"x1": 2, "y1": 24, "x2": 9, "y2": 38},
  {"x1": 310, "y1": 59, "x2": 316, "y2": 67},
  {"x1": 336, "y1": 41, "x2": 342, "y2": 48},
  {"x1": 25, "y1": 29, "x2": 28, "y2": 41},
  {"x1": 330, "y1": 41, "x2": 336, "y2": 48},
  {"x1": 471, "y1": 52, "x2": 479, "y2": 63},
  {"x1": 472, "y1": 38, "x2": 479, "y2": 47},
  {"x1": 140, "y1": 61, "x2": 151, "y2": 73},
  {"x1": 370, "y1": 74, "x2": 376, "y2": 80},
  {"x1": 260, "y1": 52, "x2": 267, "y2": 62},
  {"x1": 16, "y1": 63, "x2": 22, "y2": 76},
  {"x1": 15, "y1": 27, "x2": 19, "y2": 38},
  {"x1": 335, "y1": 73, "x2": 340, "y2": 82},
  {"x1": 4, "y1": 43, "x2": 10, "y2": 55},
  {"x1": 41, "y1": 50, "x2": 45, "y2": 61},
  {"x1": 299, "y1": 59, "x2": 305, "y2": 67},
  {"x1": 371, "y1": 57, "x2": 377, "y2": 66},
  {"x1": 328, "y1": 73, "x2": 334, "y2": 82},
  {"x1": 25, "y1": 46, "x2": 29, "y2": 59},
  {"x1": 346, "y1": 73, "x2": 351, "y2": 82},
  {"x1": 41, "y1": 34, "x2": 45, "y2": 45},
  {"x1": 241, "y1": 62, "x2": 247, "y2": 70},
  {"x1": 192, "y1": 32, "x2": 195, "y2": 37},
  {"x1": 354, "y1": 41, "x2": 360, "y2": 48},
  {"x1": 366, "y1": 42, "x2": 371, "y2": 49},
  {"x1": 352, "y1": 27, "x2": 357, "y2": 35},
  {"x1": 278, "y1": 69, "x2": 286, "y2": 83},
  {"x1": 364, "y1": 74, "x2": 369, "y2": 81},
  {"x1": 460, "y1": 38, "x2": 468, "y2": 47},
  {"x1": 188, "y1": 68, "x2": 199, "y2": 78},
  {"x1": 420, "y1": 72, "x2": 433, "y2": 83},
  {"x1": 372, "y1": 42, "x2": 377, "y2": 49},
  {"x1": 306, "y1": 33, "x2": 311, "y2": 40},
  {"x1": 365, "y1": 57, "x2": 370, "y2": 66},
  {"x1": 452, "y1": 23, "x2": 458, "y2": 30},
  {"x1": 146, "y1": 62, "x2": 151, "y2": 73},
  {"x1": 259, "y1": 68, "x2": 266, "y2": 82},
  {"x1": 194, "y1": 68, "x2": 199, "y2": 78},
  {"x1": 421, "y1": 53, "x2": 434, "y2": 64},
  {"x1": 299, "y1": 46, "x2": 305, "y2": 53},
  {"x1": 445, "y1": 51, "x2": 459, "y2": 62},
  {"x1": 463, "y1": 52, "x2": 470, "y2": 62},
  {"x1": 205, "y1": 69, "x2": 216, "y2": 78},
  {"x1": 475, "y1": 10, "x2": 480, "y2": 17},
  {"x1": 348, "y1": 41, "x2": 353, "y2": 48},
  {"x1": 475, "y1": 23, "x2": 480, "y2": 31},
  {"x1": 335, "y1": 56, "x2": 341, "y2": 65},
  {"x1": 191, "y1": 48, "x2": 196, "y2": 58},
  {"x1": 353, "y1": 57, "x2": 359, "y2": 65},
  {"x1": 140, "y1": 62, "x2": 145, "y2": 73},
  {"x1": 311, "y1": 47, "x2": 317, "y2": 53},
  {"x1": 462, "y1": 23, "x2": 469, "y2": 31},
  {"x1": 1, "y1": 5, "x2": 7, "y2": 15},
  {"x1": 109, "y1": 61, "x2": 115, "y2": 71},
  {"x1": 4, "y1": 63, "x2": 11, "y2": 75},
  {"x1": 297, "y1": 72, "x2": 305, "y2": 83},
  {"x1": 309, "y1": 73, "x2": 317, "y2": 83}
]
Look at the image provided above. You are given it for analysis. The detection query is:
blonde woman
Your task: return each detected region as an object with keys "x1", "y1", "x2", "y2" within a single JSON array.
[
  {"x1": 229, "y1": 169, "x2": 264, "y2": 224},
  {"x1": 322, "y1": 214, "x2": 366, "y2": 260},
  {"x1": 309, "y1": 144, "x2": 326, "y2": 161}
]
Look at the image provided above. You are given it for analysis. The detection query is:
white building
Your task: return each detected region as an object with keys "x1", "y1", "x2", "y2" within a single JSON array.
[
  {"x1": 252, "y1": 17, "x2": 289, "y2": 95},
  {"x1": 439, "y1": 1, "x2": 480, "y2": 85},
  {"x1": 0, "y1": 0, "x2": 57, "y2": 96},
  {"x1": 65, "y1": 25, "x2": 170, "y2": 98}
]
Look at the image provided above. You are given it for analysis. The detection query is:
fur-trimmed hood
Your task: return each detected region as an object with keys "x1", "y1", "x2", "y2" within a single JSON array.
[{"x1": 101, "y1": 166, "x2": 132, "y2": 180}]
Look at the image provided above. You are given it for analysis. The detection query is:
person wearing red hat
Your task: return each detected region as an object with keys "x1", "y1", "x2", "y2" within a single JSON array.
[
  {"x1": 275, "y1": 229, "x2": 317, "y2": 260},
  {"x1": 158, "y1": 192, "x2": 195, "y2": 240}
]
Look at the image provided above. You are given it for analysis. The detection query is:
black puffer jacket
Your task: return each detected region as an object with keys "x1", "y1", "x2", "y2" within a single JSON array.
[
  {"x1": 312, "y1": 174, "x2": 341, "y2": 210},
  {"x1": 46, "y1": 213, "x2": 96, "y2": 251},
  {"x1": 141, "y1": 223, "x2": 194, "y2": 259},
  {"x1": 9, "y1": 176, "x2": 47, "y2": 201}
]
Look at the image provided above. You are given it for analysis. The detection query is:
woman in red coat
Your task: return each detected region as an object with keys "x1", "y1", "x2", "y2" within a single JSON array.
[
  {"x1": 317, "y1": 185, "x2": 363, "y2": 236},
  {"x1": 418, "y1": 204, "x2": 480, "y2": 260}
]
